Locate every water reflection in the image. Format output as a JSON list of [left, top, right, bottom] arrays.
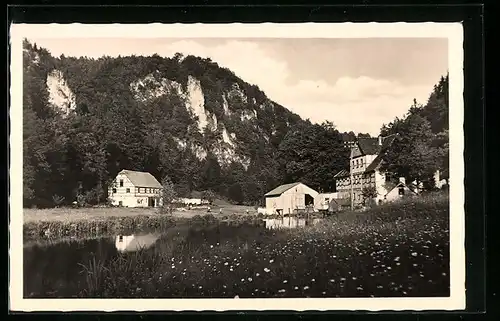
[[115, 233, 160, 253], [264, 217, 322, 230], [24, 220, 325, 298]]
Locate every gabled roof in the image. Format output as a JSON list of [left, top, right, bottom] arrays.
[[335, 134, 398, 177], [384, 181, 418, 196], [119, 169, 163, 188], [364, 134, 397, 172], [357, 137, 380, 155], [357, 134, 397, 157], [264, 182, 301, 197]]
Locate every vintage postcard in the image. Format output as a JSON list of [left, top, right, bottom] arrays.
[[9, 22, 465, 311]]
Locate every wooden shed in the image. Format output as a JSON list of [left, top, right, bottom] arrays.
[[264, 182, 319, 216]]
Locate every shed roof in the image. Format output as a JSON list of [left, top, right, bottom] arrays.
[[264, 182, 302, 197], [333, 169, 350, 178], [333, 198, 351, 206], [119, 169, 163, 188]]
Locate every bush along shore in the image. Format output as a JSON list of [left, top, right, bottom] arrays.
[[29, 192, 450, 298], [23, 212, 269, 241]]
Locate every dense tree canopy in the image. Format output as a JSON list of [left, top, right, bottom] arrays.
[[277, 121, 349, 193], [380, 75, 449, 188], [22, 38, 448, 207], [22, 39, 353, 208]]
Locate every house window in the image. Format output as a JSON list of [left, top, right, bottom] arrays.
[[398, 187, 405, 195], [119, 235, 123, 241], [119, 179, 124, 187], [126, 188, 130, 193], [112, 188, 117, 193], [385, 175, 390, 182], [119, 201, 123, 206]]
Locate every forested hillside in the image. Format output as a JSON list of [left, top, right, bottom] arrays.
[[22, 39, 351, 208], [380, 74, 449, 188], [22, 39, 449, 208]]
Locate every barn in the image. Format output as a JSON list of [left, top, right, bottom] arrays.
[[108, 169, 163, 208], [264, 182, 319, 215]]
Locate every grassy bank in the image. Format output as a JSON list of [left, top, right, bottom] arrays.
[[33, 192, 449, 298], [23, 202, 326, 241], [23, 204, 260, 240], [23, 212, 269, 241]]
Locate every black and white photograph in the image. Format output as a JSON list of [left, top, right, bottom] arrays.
[[9, 23, 465, 311]]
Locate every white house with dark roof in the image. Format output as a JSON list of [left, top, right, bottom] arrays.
[[108, 169, 163, 207], [264, 182, 319, 215]]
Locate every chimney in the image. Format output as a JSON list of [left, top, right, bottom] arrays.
[[378, 136, 382, 146], [399, 177, 406, 184], [434, 170, 441, 188]]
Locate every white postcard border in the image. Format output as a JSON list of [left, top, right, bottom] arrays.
[[9, 22, 465, 312]]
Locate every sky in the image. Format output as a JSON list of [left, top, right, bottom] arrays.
[[27, 37, 448, 136]]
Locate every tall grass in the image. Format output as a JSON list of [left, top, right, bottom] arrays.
[[24, 211, 266, 242], [71, 192, 450, 298]]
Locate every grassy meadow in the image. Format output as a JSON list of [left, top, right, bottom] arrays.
[[24, 192, 450, 298]]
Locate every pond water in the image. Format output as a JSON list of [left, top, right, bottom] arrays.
[[23, 217, 449, 298], [23, 218, 320, 298], [264, 217, 323, 230]]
